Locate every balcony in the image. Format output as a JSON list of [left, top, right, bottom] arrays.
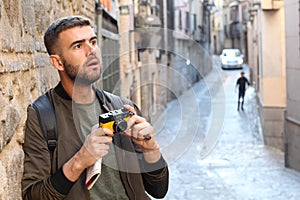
[[229, 22, 241, 38]]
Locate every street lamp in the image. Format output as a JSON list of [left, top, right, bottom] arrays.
[[203, 1, 216, 52], [135, 0, 161, 53]]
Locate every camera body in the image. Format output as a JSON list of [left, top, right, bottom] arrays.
[[99, 108, 131, 133]]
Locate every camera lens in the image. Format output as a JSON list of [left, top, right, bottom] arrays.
[[114, 120, 128, 133]]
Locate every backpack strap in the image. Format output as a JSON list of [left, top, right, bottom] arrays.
[[96, 89, 143, 117], [32, 89, 57, 164], [102, 91, 129, 109]]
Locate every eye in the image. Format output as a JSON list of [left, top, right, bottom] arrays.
[[90, 39, 97, 46], [74, 43, 82, 49]]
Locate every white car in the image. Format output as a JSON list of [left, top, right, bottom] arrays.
[[220, 49, 244, 69]]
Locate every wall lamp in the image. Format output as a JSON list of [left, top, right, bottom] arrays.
[[252, 2, 261, 8], [119, 5, 130, 15], [248, 8, 258, 13]]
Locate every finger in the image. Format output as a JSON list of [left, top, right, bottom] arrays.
[[123, 127, 152, 141], [102, 128, 114, 137], [88, 145, 110, 160], [93, 143, 110, 151], [88, 134, 113, 145], [138, 130, 152, 140], [127, 115, 146, 129], [137, 125, 154, 140], [92, 127, 114, 137], [130, 122, 148, 138], [131, 123, 153, 140], [91, 124, 99, 131], [123, 105, 136, 115]]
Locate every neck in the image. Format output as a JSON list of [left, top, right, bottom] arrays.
[[61, 78, 95, 104]]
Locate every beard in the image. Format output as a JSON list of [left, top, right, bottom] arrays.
[[62, 55, 101, 85]]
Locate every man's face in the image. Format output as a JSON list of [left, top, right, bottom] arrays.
[[57, 25, 101, 84]]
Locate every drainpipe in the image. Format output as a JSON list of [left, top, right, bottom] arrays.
[[284, 109, 289, 168], [95, 0, 103, 47]]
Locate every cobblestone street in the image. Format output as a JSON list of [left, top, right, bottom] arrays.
[[154, 62, 300, 200]]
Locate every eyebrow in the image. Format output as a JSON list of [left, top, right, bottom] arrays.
[[69, 36, 97, 48]]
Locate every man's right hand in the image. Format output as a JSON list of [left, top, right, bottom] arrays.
[[62, 128, 114, 182], [80, 127, 114, 167]]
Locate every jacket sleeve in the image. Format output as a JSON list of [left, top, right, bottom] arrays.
[[131, 102, 169, 198], [140, 156, 169, 198], [22, 106, 74, 200]]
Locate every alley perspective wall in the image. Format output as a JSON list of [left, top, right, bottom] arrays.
[[0, 0, 94, 199]]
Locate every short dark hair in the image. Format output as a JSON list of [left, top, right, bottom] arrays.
[[44, 16, 93, 55]]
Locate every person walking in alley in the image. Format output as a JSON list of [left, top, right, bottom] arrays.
[[22, 16, 168, 200], [236, 71, 250, 111]]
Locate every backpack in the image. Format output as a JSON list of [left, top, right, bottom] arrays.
[[32, 89, 57, 161]]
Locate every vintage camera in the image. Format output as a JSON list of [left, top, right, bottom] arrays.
[[99, 108, 131, 133]]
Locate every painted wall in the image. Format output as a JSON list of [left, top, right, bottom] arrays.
[[284, 0, 300, 171]]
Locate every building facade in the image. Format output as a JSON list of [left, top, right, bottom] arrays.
[[284, 0, 300, 172], [171, 0, 212, 96], [249, 0, 286, 151], [123, 0, 213, 123], [211, 0, 224, 55], [220, 0, 286, 151]]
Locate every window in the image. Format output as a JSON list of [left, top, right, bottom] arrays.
[[185, 11, 190, 32], [193, 14, 197, 32], [230, 5, 239, 22], [179, 10, 182, 30], [242, 5, 248, 23]]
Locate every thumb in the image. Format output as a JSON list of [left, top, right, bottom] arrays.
[[91, 124, 99, 132]]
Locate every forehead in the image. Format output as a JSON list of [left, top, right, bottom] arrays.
[[59, 26, 96, 44]]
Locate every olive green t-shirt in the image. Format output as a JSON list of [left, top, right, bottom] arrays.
[[74, 98, 129, 200]]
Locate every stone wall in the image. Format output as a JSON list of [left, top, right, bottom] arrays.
[[0, 0, 95, 199]]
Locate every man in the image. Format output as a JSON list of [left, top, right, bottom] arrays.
[[22, 16, 168, 200], [236, 71, 250, 111]]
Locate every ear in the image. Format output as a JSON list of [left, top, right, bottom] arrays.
[[49, 55, 64, 71]]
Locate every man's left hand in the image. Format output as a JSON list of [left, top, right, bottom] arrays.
[[123, 105, 161, 163]]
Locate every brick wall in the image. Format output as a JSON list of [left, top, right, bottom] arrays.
[[0, 0, 95, 199]]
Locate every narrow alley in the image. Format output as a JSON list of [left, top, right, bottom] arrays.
[[154, 59, 300, 200]]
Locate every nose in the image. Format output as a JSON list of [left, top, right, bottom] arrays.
[[86, 42, 97, 56]]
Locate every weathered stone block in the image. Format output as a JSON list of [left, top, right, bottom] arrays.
[[34, 52, 50, 68], [34, 1, 49, 35], [2, 0, 20, 28], [0, 161, 8, 200], [22, 0, 35, 37], [0, 1, 2, 19], [0, 54, 4, 73], [4, 149, 24, 200], [0, 54, 32, 72], [0, 23, 14, 52], [0, 106, 21, 152]]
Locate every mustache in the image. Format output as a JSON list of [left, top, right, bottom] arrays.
[[83, 55, 101, 67]]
